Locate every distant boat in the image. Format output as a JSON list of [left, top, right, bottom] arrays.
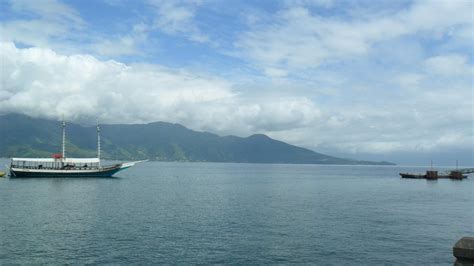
[[400, 161, 469, 180], [400, 172, 467, 179], [399, 173, 426, 179], [9, 119, 144, 178]]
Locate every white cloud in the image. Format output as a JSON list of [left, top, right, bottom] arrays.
[[0, 20, 65, 47], [264, 68, 288, 78], [0, 0, 84, 48], [424, 54, 472, 76], [10, 0, 84, 26], [148, 0, 209, 43], [282, 0, 334, 8], [396, 73, 424, 90], [235, 0, 473, 75], [92, 24, 149, 57], [0, 1, 153, 58], [0, 42, 229, 122], [0, 42, 321, 136]]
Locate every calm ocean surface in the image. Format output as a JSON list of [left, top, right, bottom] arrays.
[[0, 159, 472, 264]]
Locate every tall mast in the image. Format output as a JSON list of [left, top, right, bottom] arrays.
[[62, 118, 66, 159], [97, 118, 101, 167]]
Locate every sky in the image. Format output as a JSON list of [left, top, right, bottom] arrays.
[[0, 0, 473, 165]]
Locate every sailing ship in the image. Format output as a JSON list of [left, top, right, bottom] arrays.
[[9, 119, 142, 178]]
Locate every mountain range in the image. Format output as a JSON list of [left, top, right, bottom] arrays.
[[0, 113, 394, 165]]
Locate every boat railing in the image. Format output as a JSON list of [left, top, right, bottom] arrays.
[[11, 164, 101, 170]]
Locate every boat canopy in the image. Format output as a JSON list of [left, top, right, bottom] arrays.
[[11, 158, 100, 163]]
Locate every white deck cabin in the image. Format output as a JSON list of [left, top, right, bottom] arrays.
[[11, 158, 101, 170]]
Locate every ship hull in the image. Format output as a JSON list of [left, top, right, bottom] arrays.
[[400, 172, 468, 179], [400, 173, 426, 179], [9, 164, 130, 178]]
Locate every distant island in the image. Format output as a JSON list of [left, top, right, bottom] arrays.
[[0, 113, 394, 165]]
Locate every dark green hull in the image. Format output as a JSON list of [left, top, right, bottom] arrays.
[[10, 165, 129, 178]]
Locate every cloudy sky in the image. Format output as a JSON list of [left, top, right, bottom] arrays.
[[0, 0, 473, 165]]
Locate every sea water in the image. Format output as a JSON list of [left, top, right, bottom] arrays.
[[0, 159, 472, 264]]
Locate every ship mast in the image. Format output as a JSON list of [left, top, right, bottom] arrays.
[[62, 118, 66, 159], [97, 118, 101, 168]]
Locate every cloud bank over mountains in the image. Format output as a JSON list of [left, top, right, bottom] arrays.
[[1, 42, 320, 138], [0, 0, 472, 164]]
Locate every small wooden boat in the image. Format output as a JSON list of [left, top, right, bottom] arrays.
[[0, 171, 5, 177], [400, 170, 468, 180], [399, 173, 425, 179]]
